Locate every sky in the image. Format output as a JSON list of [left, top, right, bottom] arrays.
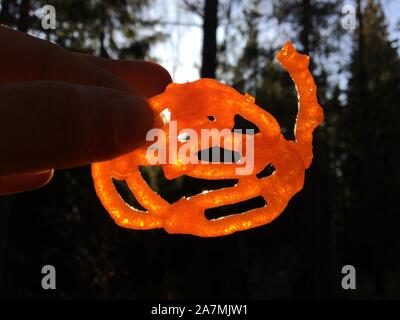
[[148, 0, 400, 84], [148, 0, 203, 83]]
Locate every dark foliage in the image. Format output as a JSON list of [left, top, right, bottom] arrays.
[[0, 0, 399, 299]]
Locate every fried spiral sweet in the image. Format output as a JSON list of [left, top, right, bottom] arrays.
[[92, 42, 323, 237]]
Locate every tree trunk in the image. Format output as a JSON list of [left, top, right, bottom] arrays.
[[301, 0, 310, 55], [356, 0, 366, 108], [356, 0, 385, 298], [298, 0, 334, 298], [200, 0, 218, 78], [0, 0, 12, 25], [17, 0, 30, 33], [99, 4, 109, 58]]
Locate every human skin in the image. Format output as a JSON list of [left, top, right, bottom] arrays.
[[0, 25, 171, 195]]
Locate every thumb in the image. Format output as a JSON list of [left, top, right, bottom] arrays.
[[0, 170, 53, 195], [0, 81, 154, 175]]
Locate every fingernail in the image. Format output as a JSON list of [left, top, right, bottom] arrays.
[[114, 97, 154, 149]]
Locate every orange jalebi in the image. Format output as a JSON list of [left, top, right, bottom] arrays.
[[92, 42, 323, 237]]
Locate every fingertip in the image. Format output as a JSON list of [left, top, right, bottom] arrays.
[[77, 91, 155, 164], [75, 53, 172, 97], [106, 59, 173, 97], [113, 96, 154, 153], [0, 82, 156, 173], [0, 170, 54, 195], [140, 60, 173, 95]]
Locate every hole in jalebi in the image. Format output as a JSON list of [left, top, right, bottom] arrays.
[[177, 132, 191, 142], [231, 114, 260, 135], [256, 163, 276, 179], [197, 147, 241, 163], [207, 115, 216, 121], [205, 196, 267, 220], [139, 166, 238, 204], [112, 179, 147, 212]]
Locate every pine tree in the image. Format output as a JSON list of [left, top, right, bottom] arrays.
[[271, 0, 348, 298], [340, 0, 400, 298], [0, 0, 162, 59], [48, 0, 162, 59], [201, 0, 219, 78], [232, 0, 261, 94]]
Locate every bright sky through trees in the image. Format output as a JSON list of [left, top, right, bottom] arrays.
[[149, 0, 400, 83]]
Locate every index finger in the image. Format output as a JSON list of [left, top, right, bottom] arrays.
[[76, 54, 172, 98], [0, 26, 134, 94]]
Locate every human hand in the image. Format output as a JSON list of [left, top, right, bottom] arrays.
[[0, 25, 171, 195]]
